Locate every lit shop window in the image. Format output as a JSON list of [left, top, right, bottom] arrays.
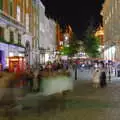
[[17, 6, 21, 22], [6, 57, 9, 67], [26, 14, 29, 32], [9, 52, 14, 57], [59, 41, 63, 46]]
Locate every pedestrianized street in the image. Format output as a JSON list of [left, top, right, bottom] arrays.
[[1, 0, 120, 120], [9, 79, 120, 120]]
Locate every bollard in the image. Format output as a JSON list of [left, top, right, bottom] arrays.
[[75, 65, 77, 80], [108, 70, 111, 81]]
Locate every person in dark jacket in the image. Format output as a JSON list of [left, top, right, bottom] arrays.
[[99, 63, 107, 88]]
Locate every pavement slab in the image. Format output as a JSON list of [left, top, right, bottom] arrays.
[[1, 80, 120, 120]]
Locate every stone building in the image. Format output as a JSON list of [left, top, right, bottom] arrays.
[[0, 0, 33, 69], [102, 0, 120, 61]]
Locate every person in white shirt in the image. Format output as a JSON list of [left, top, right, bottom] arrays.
[[92, 68, 101, 88]]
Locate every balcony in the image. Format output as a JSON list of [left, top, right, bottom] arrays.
[[0, 10, 25, 32]]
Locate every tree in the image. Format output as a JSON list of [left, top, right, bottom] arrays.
[[83, 17, 100, 58], [84, 34, 100, 58], [60, 33, 80, 57]]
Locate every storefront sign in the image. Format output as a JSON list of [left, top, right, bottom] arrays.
[[8, 45, 18, 56], [9, 45, 17, 51], [18, 47, 25, 53], [0, 42, 8, 50]]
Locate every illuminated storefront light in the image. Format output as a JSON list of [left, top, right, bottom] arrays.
[[104, 46, 116, 60], [9, 52, 14, 57], [19, 53, 24, 57], [45, 53, 49, 63], [6, 57, 9, 67]]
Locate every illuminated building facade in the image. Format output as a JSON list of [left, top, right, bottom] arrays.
[[95, 25, 104, 58], [64, 25, 73, 47], [56, 24, 64, 52], [102, 0, 120, 61], [31, 0, 41, 66], [0, 0, 32, 69]]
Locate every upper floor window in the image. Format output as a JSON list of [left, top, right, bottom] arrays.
[[10, 31, 14, 43], [115, 0, 118, 9], [26, 0, 29, 8], [0, 0, 3, 10], [0, 27, 4, 37], [17, 6, 21, 22], [112, 7, 114, 14], [0, 27, 4, 41], [18, 33, 21, 45], [26, 14, 29, 32], [9, 0, 13, 16]]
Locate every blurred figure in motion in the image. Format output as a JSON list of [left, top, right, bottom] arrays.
[[92, 68, 101, 88], [100, 62, 107, 88], [0, 71, 17, 119], [33, 69, 40, 92]]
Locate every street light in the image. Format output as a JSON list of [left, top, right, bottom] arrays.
[[65, 36, 68, 40]]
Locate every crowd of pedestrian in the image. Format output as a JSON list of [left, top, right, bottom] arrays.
[[21, 59, 73, 93]]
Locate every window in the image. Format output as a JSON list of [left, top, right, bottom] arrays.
[[0, 27, 4, 41], [0, 27, 4, 37], [17, 6, 21, 22], [9, 0, 13, 16], [26, 0, 29, 8], [10, 31, 14, 43], [26, 14, 29, 32], [115, 0, 117, 9], [0, 0, 3, 10], [18, 33, 21, 45]]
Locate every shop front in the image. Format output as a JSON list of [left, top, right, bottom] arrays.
[[0, 42, 8, 69], [0, 42, 25, 70], [104, 46, 116, 61]]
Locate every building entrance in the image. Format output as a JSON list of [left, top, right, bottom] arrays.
[[0, 50, 5, 70]]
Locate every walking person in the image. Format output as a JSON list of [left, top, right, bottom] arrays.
[[33, 69, 39, 92], [92, 68, 101, 88], [100, 63, 107, 88]]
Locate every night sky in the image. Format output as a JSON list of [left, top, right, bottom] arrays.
[[41, 0, 105, 39]]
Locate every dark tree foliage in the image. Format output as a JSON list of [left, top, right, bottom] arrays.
[[61, 33, 80, 57], [83, 17, 100, 58]]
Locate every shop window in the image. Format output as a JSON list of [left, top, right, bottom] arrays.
[[18, 33, 21, 45], [0, 27, 4, 41], [10, 31, 14, 43]]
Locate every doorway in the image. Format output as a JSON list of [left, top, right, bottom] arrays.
[[0, 50, 5, 70]]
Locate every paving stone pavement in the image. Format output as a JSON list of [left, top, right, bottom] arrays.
[[2, 80, 120, 120]]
